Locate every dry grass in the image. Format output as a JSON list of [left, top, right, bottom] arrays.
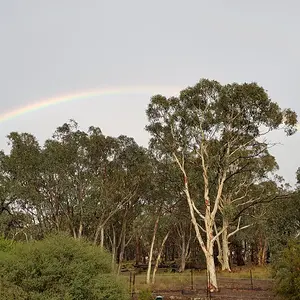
[[218, 265, 272, 279], [122, 266, 272, 292], [126, 272, 205, 291]]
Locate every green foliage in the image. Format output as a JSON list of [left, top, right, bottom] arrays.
[[0, 233, 129, 300], [0, 235, 13, 252], [92, 274, 129, 300], [138, 288, 153, 300], [0, 80, 298, 296], [273, 239, 300, 299], [265, 192, 300, 253], [146, 79, 296, 275], [0, 120, 150, 242], [0, 280, 28, 300]]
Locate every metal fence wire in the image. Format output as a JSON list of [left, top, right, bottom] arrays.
[[126, 270, 275, 300]]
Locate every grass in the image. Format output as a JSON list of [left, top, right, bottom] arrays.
[[218, 265, 272, 279], [122, 266, 272, 292], [125, 272, 202, 291]]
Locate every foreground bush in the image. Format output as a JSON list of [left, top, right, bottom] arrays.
[[273, 239, 300, 300], [0, 233, 129, 300]]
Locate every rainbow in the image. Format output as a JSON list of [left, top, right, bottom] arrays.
[[0, 85, 179, 123], [1, 86, 299, 131]]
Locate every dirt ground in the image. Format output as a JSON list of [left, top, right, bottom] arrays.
[[141, 278, 278, 300]]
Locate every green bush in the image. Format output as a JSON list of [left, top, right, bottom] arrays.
[[0, 235, 14, 252], [273, 239, 300, 300], [0, 233, 129, 300], [0, 280, 28, 300], [138, 288, 153, 300]]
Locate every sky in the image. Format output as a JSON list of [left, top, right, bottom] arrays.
[[0, 1, 300, 185]]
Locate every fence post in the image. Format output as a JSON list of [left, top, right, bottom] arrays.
[[191, 268, 194, 290], [250, 269, 253, 290], [132, 271, 136, 298], [129, 272, 132, 294]]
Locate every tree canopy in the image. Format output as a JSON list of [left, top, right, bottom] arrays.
[[0, 79, 299, 297]]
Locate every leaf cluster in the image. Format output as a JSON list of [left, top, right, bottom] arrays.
[[0, 233, 129, 300]]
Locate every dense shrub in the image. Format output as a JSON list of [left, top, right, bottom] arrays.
[[0, 233, 129, 300], [0, 279, 28, 300], [138, 289, 153, 300], [273, 239, 300, 299], [0, 235, 14, 252]]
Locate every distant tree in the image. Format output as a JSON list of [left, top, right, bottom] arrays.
[[0, 120, 149, 246]]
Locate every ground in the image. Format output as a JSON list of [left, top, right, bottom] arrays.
[[151, 278, 277, 299], [123, 266, 279, 300]]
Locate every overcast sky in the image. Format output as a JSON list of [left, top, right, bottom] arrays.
[[1, 1, 300, 185]]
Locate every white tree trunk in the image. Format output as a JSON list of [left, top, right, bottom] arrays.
[[146, 215, 160, 285], [219, 216, 251, 270], [111, 227, 117, 271], [173, 151, 224, 292], [216, 220, 231, 272], [206, 247, 218, 292], [205, 215, 219, 292], [93, 224, 102, 245], [221, 226, 231, 271], [185, 186, 219, 291], [178, 229, 191, 273], [216, 234, 224, 270], [72, 228, 77, 239], [78, 222, 83, 239], [100, 226, 104, 248], [179, 236, 187, 273], [117, 230, 126, 274], [152, 231, 170, 284]]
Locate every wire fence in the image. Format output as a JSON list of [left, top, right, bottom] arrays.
[[125, 269, 275, 300]]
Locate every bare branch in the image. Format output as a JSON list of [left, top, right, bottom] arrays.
[[211, 224, 228, 244], [228, 218, 252, 239]]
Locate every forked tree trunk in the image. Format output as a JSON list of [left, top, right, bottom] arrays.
[[178, 226, 192, 273], [152, 231, 170, 284], [146, 215, 160, 285], [217, 216, 250, 271], [184, 189, 219, 291], [185, 191, 219, 291], [173, 151, 224, 292]]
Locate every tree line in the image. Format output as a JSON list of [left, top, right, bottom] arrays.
[[1, 79, 300, 292]]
